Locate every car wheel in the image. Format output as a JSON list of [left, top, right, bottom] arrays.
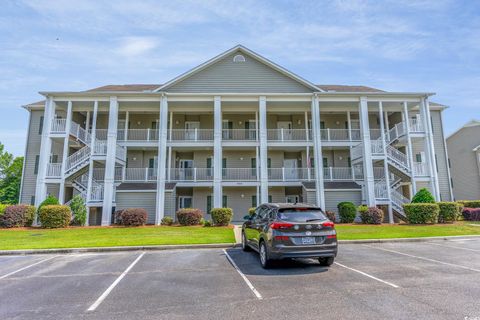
[[318, 257, 334, 266], [259, 241, 272, 269], [242, 232, 251, 252]]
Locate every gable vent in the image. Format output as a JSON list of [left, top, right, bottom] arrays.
[[233, 54, 246, 62]]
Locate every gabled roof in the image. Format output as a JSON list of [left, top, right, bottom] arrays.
[[316, 85, 384, 93], [446, 119, 480, 140], [154, 45, 322, 92], [86, 84, 160, 92]]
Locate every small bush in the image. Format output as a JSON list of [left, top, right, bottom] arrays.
[[210, 208, 233, 226], [403, 203, 439, 224], [69, 195, 87, 226], [176, 208, 203, 226], [360, 206, 384, 224], [248, 207, 256, 216], [462, 208, 480, 221], [437, 202, 459, 223], [357, 205, 368, 215], [411, 188, 435, 203], [203, 220, 212, 227], [458, 200, 480, 208], [38, 205, 72, 228], [114, 209, 125, 225], [0, 203, 9, 216], [325, 210, 336, 222], [38, 195, 59, 213], [161, 216, 174, 226], [0, 205, 36, 228], [338, 202, 356, 223], [121, 208, 147, 226]]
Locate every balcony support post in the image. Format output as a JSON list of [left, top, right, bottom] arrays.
[[86, 101, 98, 215], [379, 102, 393, 223], [403, 101, 416, 195], [311, 95, 325, 209], [213, 96, 223, 207], [384, 110, 390, 141], [102, 96, 118, 226], [304, 111, 309, 141], [59, 100, 73, 204], [347, 111, 352, 141], [359, 96, 376, 206], [155, 95, 169, 224], [421, 97, 441, 200], [167, 146, 172, 181], [259, 96, 269, 203]]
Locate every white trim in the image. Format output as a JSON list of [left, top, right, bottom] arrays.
[[155, 45, 321, 92]]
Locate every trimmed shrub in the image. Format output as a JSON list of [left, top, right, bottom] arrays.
[[210, 207, 233, 226], [337, 202, 356, 223], [403, 203, 439, 224], [437, 202, 459, 223], [0, 203, 9, 216], [161, 216, 174, 226], [325, 210, 336, 222], [69, 195, 87, 226], [114, 209, 125, 225], [360, 206, 384, 224], [120, 208, 147, 226], [462, 208, 480, 221], [203, 220, 212, 227], [411, 188, 435, 203], [38, 195, 59, 213], [0, 205, 36, 228], [176, 208, 203, 226], [38, 205, 72, 228], [248, 207, 256, 216], [458, 200, 480, 208]]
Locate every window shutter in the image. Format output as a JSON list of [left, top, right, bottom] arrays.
[[222, 195, 227, 208], [149, 158, 155, 169], [34, 155, 39, 174], [207, 158, 212, 168], [207, 195, 212, 214], [268, 195, 272, 203], [323, 157, 328, 167], [222, 158, 227, 169], [267, 158, 271, 169], [39, 116, 44, 134], [347, 157, 351, 168], [251, 195, 257, 207]]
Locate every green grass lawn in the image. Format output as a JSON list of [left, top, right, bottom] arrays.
[[0, 226, 235, 250], [336, 221, 480, 240]]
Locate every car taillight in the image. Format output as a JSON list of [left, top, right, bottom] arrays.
[[274, 236, 290, 241], [270, 222, 294, 229], [327, 234, 336, 239], [322, 221, 335, 228]]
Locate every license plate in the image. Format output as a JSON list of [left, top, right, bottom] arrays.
[[302, 237, 315, 245]]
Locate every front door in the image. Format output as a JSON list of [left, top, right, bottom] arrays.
[[178, 196, 192, 209], [284, 159, 298, 180], [222, 120, 233, 139], [185, 122, 200, 140], [179, 159, 193, 180], [277, 121, 292, 140], [247, 120, 257, 140]]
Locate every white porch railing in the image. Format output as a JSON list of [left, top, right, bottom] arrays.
[[374, 180, 389, 199], [267, 129, 311, 141], [386, 144, 409, 170], [168, 129, 214, 141], [222, 129, 257, 141], [123, 168, 158, 181], [223, 168, 258, 181], [116, 144, 126, 161], [51, 119, 67, 133], [46, 163, 62, 177], [169, 168, 214, 182], [65, 145, 90, 172], [117, 129, 159, 141], [413, 162, 429, 176], [70, 121, 91, 145], [323, 167, 358, 181], [268, 168, 314, 181], [351, 143, 363, 160], [94, 141, 107, 155], [409, 119, 424, 132], [92, 129, 108, 140]]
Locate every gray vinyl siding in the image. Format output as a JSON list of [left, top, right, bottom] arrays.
[[324, 190, 362, 214], [446, 124, 480, 200], [116, 192, 157, 224], [223, 187, 257, 222], [46, 184, 59, 199], [166, 50, 313, 93], [431, 110, 452, 201], [20, 110, 43, 204], [164, 190, 176, 219]]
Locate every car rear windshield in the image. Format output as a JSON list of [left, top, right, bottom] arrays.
[[277, 208, 326, 222]]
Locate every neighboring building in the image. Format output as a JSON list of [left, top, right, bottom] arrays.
[[446, 120, 480, 200], [19, 45, 452, 225]]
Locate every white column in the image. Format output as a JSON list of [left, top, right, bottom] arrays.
[[124, 111, 129, 141], [347, 111, 352, 140], [155, 95, 169, 224], [384, 111, 390, 141], [59, 100, 73, 203], [359, 97, 375, 206], [169, 111, 173, 141], [403, 101, 416, 195], [102, 97, 118, 225], [423, 97, 441, 200], [167, 146, 172, 181], [259, 96, 269, 203], [35, 97, 55, 208], [304, 111, 309, 141], [379, 102, 393, 223], [213, 96, 223, 207], [311, 95, 325, 209], [86, 101, 98, 225], [85, 111, 90, 133]]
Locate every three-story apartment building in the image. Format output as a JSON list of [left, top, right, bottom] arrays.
[[19, 45, 452, 225]]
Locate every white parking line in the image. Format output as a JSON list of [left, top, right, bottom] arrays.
[[223, 249, 263, 300], [429, 242, 480, 253], [364, 245, 480, 273], [87, 252, 145, 312], [0, 255, 59, 280], [334, 262, 399, 288]]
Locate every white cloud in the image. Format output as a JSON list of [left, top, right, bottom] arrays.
[[117, 37, 159, 57]]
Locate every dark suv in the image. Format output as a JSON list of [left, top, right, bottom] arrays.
[[242, 203, 337, 268]]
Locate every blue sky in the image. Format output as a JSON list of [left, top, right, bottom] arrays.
[[1, 0, 479, 156]]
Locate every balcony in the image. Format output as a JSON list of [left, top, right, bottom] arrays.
[[222, 129, 257, 141], [46, 163, 62, 178], [51, 119, 67, 134], [117, 129, 159, 142], [169, 168, 213, 182], [267, 129, 311, 142], [169, 129, 214, 142], [413, 162, 429, 176], [320, 129, 361, 142]]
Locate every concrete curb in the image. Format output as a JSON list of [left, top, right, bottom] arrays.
[[1, 235, 479, 256]]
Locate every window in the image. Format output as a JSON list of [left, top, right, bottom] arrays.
[[320, 121, 325, 130], [39, 116, 44, 134], [233, 54, 246, 62], [149, 158, 155, 169], [178, 196, 192, 209], [207, 195, 212, 214], [50, 154, 58, 163], [34, 155, 39, 174], [222, 195, 227, 208], [251, 195, 257, 207], [416, 153, 422, 163], [323, 157, 328, 167], [151, 121, 158, 129]]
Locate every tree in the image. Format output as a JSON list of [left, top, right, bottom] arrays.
[[69, 194, 87, 226], [0, 143, 23, 204], [411, 188, 435, 203]]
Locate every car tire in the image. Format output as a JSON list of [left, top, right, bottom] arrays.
[[318, 257, 334, 267], [259, 241, 272, 269], [242, 232, 251, 252]]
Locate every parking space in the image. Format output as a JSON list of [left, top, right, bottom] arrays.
[[0, 239, 479, 319]]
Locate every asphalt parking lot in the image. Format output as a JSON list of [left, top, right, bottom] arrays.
[[1, 238, 480, 320]]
